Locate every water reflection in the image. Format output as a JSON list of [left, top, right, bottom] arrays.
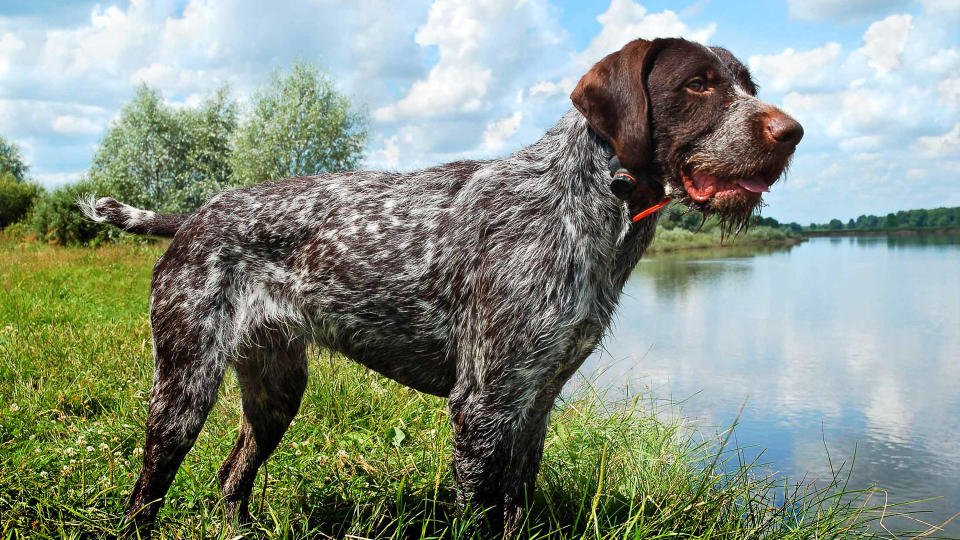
[[580, 232, 960, 536], [639, 244, 796, 297]]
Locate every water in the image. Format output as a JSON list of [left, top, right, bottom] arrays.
[[579, 232, 960, 536]]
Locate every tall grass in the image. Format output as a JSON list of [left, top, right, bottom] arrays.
[[0, 237, 911, 538]]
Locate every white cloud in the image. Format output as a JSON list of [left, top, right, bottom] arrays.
[[374, 0, 565, 122], [130, 63, 208, 94], [0, 32, 25, 75], [858, 14, 913, 74], [938, 77, 960, 108], [52, 115, 103, 135], [482, 111, 522, 151], [748, 42, 843, 93], [0, 99, 109, 138], [576, 0, 716, 69], [375, 64, 492, 121], [372, 134, 401, 168], [915, 122, 960, 157], [528, 78, 573, 100]]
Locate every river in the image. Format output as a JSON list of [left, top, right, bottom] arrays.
[[579, 232, 960, 536]]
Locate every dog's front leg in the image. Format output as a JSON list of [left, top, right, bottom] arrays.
[[448, 364, 562, 537]]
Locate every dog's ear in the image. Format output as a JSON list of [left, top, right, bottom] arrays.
[[571, 38, 663, 172]]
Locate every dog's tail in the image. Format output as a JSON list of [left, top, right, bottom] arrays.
[[77, 196, 190, 238]]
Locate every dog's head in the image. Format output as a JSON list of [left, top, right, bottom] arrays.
[[571, 38, 802, 229]]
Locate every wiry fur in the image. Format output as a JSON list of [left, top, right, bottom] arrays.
[[82, 37, 801, 538]]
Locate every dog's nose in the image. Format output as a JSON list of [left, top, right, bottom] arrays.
[[765, 111, 803, 148]]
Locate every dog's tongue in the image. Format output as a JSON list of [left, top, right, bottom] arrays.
[[737, 176, 770, 193]]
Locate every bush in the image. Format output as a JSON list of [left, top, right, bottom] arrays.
[[0, 172, 42, 228], [29, 181, 111, 245]]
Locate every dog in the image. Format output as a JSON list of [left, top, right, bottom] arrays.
[[80, 37, 801, 537]]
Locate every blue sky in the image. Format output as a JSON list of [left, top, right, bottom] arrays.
[[1, 0, 958, 223]]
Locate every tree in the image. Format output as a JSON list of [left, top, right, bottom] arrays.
[[828, 218, 843, 230], [846, 218, 855, 229], [0, 136, 29, 182], [30, 179, 106, 245], [231, 61, 368, 186], [0, 172, 41, 227], [88, 85, 237, 213], [755, 216, 779, 228]]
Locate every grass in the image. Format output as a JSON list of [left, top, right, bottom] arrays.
[[0, 236, 911, 539], [648, 226, 804, 254]]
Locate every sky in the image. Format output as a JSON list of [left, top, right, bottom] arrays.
[[0, 0, 958, 223]]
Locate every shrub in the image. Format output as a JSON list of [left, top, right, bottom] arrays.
[[0, 172, 42, 228], [29, 180, 111, 245]]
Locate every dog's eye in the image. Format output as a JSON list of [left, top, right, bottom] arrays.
[[685, 78, 707, 92]]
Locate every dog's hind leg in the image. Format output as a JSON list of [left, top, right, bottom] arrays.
[[217, 335, 308, 526], [123, 324, 226, 536]]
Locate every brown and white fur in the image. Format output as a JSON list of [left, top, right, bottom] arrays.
[[79, 37, 802, 537]]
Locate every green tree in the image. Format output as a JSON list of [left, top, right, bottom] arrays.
[[231, 61, 368, 185], [755, 216, 780, 228], [0, 136, 29, 183], [30, 180, 106, 245], [828, 218, 843, 230], [0, 172, 41, 227], [88, 85, 237, 213], [846, 218, 855, 229], [681, 210, 703, 231], [908, 209, 927, 228]]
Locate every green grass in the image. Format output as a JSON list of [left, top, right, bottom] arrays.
[[0, 236, 907, 539], [649, 226, 804, 253]]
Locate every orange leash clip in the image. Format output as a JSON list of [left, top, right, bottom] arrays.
[[632, 197, 672, 222]]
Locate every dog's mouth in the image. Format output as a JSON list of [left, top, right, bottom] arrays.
[[680, 169, 772, 203], [664, 164, 787, 234]]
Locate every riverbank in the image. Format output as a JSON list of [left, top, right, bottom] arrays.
[[648, 225, 805, 254], [0, 239, 897, 538], [804, 227, 960, 237]]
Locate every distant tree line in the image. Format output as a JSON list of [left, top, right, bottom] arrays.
[[0, 61, 367, 245], [806, 207, 960, 231]]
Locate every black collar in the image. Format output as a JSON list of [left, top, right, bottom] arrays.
[[594, 134, 671, 222]]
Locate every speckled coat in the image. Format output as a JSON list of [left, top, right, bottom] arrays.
[[79, 36, 802, 537]]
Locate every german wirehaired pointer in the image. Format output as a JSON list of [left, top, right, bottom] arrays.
[[80, 37, 802, 536]]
